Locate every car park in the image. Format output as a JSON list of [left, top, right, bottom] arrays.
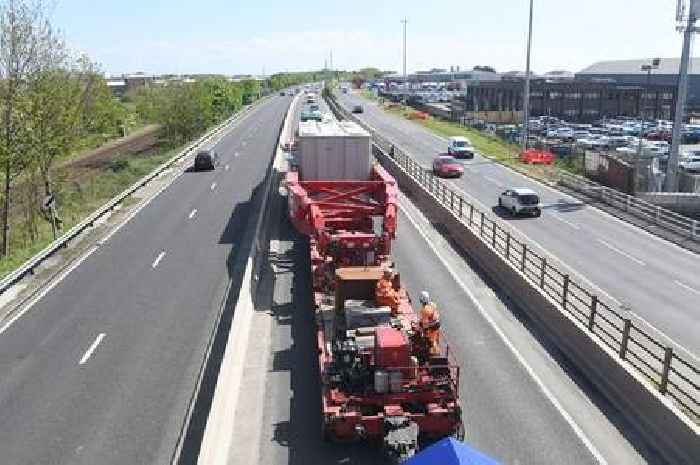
[[498, 188, 541, 217], [193, 149, 219, 171], [679, 151, 700, 172], [432, 155, 464, 178], [447, 136, 475, 159]]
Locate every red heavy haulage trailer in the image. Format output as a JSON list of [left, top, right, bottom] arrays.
[[286, 150, 463, 460]]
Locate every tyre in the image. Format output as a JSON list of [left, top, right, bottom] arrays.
[[498, 198, 502, 208], [511, 207, 517, 216], [534, 208, 541, 217], [452, 420, 466, 441]]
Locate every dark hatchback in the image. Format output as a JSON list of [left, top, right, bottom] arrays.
[[194, 149, 219, 171]]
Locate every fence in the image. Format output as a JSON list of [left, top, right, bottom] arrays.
[[326, 92, 699, 424], [558, 171, 699, 241], [0, 96, 271, 298]]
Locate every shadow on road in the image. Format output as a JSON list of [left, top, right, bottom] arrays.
[[174, 171, 267, 465], [542, 199, 587, 213], [265, 226, 388, 465]]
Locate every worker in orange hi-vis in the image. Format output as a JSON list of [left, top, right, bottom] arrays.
[[376, 269, 399, 315], [419, 291, 441, 355]]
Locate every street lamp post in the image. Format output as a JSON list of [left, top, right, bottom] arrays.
[[637, 60, 660, 155], [522, 0, 534, 152], [636, 59, 660, 192], [401, 18, 408, 94]]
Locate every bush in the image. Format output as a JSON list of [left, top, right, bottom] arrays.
[[108, 159, 130, 172]]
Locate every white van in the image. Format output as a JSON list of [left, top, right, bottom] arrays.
[[447, 136, 475, 159]]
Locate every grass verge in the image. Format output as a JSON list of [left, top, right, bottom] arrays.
[[364, 97, 581, 183], [0, 145, 180, 279]]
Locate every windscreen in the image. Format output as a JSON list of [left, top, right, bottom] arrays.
[[518, 194, 539, 205]]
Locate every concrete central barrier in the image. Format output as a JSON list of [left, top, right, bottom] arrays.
[[372, 145, 700, 465]]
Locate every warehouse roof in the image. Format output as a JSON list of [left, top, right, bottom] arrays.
[[578, 58, 700, 75]]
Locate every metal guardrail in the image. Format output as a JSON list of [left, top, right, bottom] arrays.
[[0, 98, 268, 297], [558, 171, 699, 241], [325, 92, 699, 424]]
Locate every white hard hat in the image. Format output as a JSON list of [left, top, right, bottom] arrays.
[[419, 291, 430, 304]]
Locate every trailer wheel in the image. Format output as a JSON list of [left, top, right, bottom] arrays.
[[452, 420, 466, 441]]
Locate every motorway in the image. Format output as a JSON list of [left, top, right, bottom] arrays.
[[337, 92, 700, 357], [0, 95, 292, 465], [232, 94, 659, 465]]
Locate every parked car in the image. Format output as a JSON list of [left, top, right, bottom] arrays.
[[193, 149, 219, 171], [432, 155, 464, 178], [352, 104, 364, 113], [549, 144, 573, 157], [679, 151, 700, 172], [279, 91, 285, 96], [498, 188, 541, 217], [447, 136, 475, 159]]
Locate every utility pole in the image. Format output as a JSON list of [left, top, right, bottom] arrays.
[[668, 0, 699, 191], [636, 59, 660, 193], [522, 0, 534, 152], [401, 18, 408, 89]]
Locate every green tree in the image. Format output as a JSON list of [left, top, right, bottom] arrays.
[[0, 0, 65, 255]]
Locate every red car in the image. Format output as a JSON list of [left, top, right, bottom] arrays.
[[432, 155, 464, 178]]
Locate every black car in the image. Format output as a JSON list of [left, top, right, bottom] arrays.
[[352, 105, 364, 113], [194, 149, 219, 171]]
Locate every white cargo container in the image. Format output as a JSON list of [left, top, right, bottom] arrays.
[[298, 121, 371, 181]]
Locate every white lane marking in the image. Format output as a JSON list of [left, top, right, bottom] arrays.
[[0, 102, 272, 337], [360, 114, 626, 306], [367, 98, 700, 260], [675, 280, 700, 296], [398, 200, 609, 465], [446, 184, 622, 305], [189, 209, 198, 219], [210, 182, 217, 191], [225, 164, 230, 171], [152, 251, 166, 269], [596, 239, 646, 266], [79, 333, 106, 365], [548, 212, 581, 230], [234, 152, 240, 158]]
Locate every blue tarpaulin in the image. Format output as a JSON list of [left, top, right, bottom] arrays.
[[403, 438, 501, 465]]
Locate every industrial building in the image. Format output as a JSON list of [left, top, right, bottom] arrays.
[[451, 78, 677, 123], [576, 58, 700, 111]]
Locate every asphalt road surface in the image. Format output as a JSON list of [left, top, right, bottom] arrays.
[[337, 92, 700, 358], [0, 95, 292, 465], [239, 97, 658, 465]]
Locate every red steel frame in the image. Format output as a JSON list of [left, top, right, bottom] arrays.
[[286, 164, 462, 444]]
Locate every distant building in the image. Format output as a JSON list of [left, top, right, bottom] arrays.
[[124, 73, 155, 92], [454, 78, 676, 123], [543, 70, 575, 81], [106, 79, 127, 98], [383, 68, 501, 92], [576, 58, 700, 111]]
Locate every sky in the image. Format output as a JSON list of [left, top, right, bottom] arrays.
[[50, 0, 693, 76]]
